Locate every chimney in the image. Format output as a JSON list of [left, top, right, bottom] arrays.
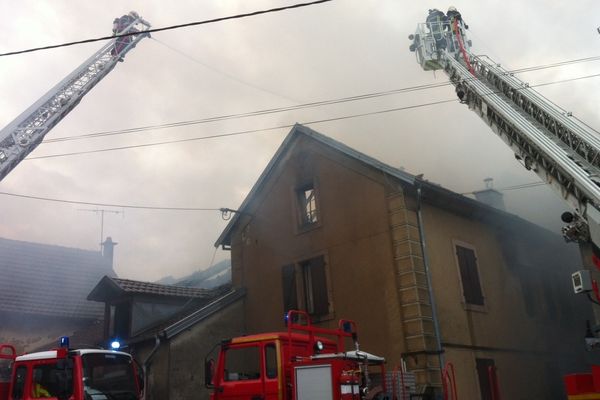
[[473, 178, 506, 211], [101, 237, 118, 267]]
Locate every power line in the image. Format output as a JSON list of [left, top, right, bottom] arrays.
[[151, 37, 301, 104], [461, 181, 547, 195], [29, 99, 457, 160], [510, 55, 600, 74], [30, 72, 600, 160], [42, 82, 448, 144], [0, 0, 333, 57], [0, 190, 222, 211], [41, 59, 600, 145]]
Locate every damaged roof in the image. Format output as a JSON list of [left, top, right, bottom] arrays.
[[0, 237, 115, 319], [215, 123, 535, 248]]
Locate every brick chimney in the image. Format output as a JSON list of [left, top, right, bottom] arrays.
[[473, 178, 506, 211], [101, 237, 118, 267]]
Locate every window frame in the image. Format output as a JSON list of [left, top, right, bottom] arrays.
[[222, 344, 262, 382], [281, 254, 334, 322], [452, 240, 487, 312], [293, 180, 322, 233]]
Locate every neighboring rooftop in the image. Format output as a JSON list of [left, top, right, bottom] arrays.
[[88, 275, 217, 303], [0, 237, 115, 319]]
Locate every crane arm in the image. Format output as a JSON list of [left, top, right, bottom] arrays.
[[409, 17, 600, 263], [0, 13, 151, 182]]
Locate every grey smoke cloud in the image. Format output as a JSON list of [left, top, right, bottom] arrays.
[[0, 0, 598, 280]]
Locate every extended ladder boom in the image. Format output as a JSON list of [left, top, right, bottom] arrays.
[[0, 12, 151, 181], [409, 17, 600, 254]]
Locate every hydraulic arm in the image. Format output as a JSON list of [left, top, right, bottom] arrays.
[[409, 17, 600, 263], [0, 12, 151, 181]]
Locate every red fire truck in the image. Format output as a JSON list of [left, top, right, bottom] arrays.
[[0, 339, 143, 400], [205, 310, 391, 400]]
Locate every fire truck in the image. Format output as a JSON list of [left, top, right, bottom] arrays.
[[410, 8, 600, 399], [0, 339, 143, 400], [0, 11, 151, 182], [204, 310, 402, 400]]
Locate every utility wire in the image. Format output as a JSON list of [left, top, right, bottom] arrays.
[[0, 173, 550, 210], [29, 99, 457, 160], [0, 190, 222, 211], [42, 82, 448, 144], [41, 59, 600, 145], [30, 72, 600, 159], [0, 0, 333, 57], [151, 37, 301, 104], [461, 181, 547, 195]]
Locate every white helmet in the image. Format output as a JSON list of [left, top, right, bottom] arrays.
[[448, 6, 457, 12]]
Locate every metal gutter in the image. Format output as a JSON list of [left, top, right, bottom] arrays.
[[162, 288, 246, 340]]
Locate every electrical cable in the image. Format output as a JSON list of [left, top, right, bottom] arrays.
[[30, 72, 600, 159], [0, 0, 333, 57], [461, 181, 547, 195], [151, 37, 301, 104], [40, 62, 600, 145], [28, 99, 457, 160], [0, 190, 222, 211], [42, 81, 449, 144]]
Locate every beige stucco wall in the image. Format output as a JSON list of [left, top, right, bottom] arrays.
[[227, 134, 591, 399], [230, 136, 405, 366], [421, 202, 590, 399]]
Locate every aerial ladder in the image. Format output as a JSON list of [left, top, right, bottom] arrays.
[[0, 12, 151, 182], [410, 12, 600, 279], [410, 9, 600, 399]]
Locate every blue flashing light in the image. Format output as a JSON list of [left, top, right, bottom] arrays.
[[59, 336, 70, 348], [284, 313, 289, 326], [110, 340, 121, 350], [342, 321, 352, 333]]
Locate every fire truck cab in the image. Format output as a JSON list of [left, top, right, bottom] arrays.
[[0, 341, 143, 400], [205, 310, 388, 400]]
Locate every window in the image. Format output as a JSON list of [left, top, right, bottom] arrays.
[[296, 184, 319, 227], [455, 244, 484, 306], [109, 302, 131, 339], [302, 257, 329, 316], [32, 363, 73, 399], [82, 353, 137, 399], [475, 358, 496, 400], [281, 256, 331, 318], [265, 344, 278, 379], [224, 346, 261, 381], [11, 366, 26, 400]]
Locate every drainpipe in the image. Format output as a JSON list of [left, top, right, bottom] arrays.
[[416, 185, 445, 370], [142, 335, 162, 398]]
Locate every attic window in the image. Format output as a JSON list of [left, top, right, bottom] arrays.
[[296, 183, 319, 227]]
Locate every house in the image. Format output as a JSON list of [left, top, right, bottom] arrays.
[[215, 123, 595, 400], [87, 276, 245, 400], [0, 237, 117, 353]]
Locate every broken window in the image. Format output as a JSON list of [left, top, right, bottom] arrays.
[[296, 184, 319, 227], [455, 245, 484, 306]]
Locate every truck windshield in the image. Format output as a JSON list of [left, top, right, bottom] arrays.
[[82, 353, 138, 400]]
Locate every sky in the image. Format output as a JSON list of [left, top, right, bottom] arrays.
[[0, 0, 599, 282]]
